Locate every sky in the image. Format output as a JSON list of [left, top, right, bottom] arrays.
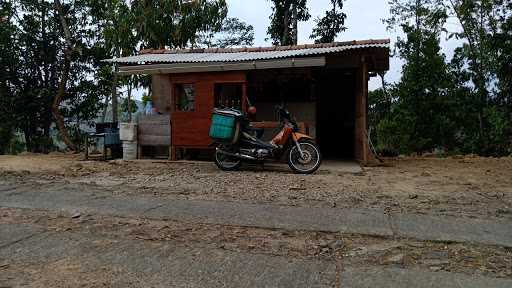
[[225, 0, 463, 90], [130, 0, 463, 99], [226, 0, 395, 90]]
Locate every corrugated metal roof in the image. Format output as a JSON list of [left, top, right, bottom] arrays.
[[105, 41, 389, 64]]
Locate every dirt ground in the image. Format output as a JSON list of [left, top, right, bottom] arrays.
[[1, 153, 511, 220], [2, 153, 512, 285]]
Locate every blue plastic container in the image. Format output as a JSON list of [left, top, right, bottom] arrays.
[[210, 113, 237, 141]]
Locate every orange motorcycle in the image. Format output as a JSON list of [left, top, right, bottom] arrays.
[[209, 106, 322, 174]]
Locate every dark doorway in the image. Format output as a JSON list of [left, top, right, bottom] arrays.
[[214, 83, 244, 109], [315, 69, 356, 159]]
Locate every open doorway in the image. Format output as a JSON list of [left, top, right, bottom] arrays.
[[246, 69, 316, 140], [315, 69, 356, 159]]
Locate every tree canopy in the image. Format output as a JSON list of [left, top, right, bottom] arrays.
[[371, 0, 511, 156], [267, 0, 310, 45], [310, 0, 347, 43], [0, 0, 254, 154]]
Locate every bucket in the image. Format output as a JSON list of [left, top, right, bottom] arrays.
[[123, 141, 137, 160], [120, 123, 137, 142]]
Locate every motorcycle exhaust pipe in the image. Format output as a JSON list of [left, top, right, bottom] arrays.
[[216, 149, 257, 160]]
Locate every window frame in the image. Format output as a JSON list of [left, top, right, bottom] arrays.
[[213, 81, 246, 110], [173, 83, 196, 112]]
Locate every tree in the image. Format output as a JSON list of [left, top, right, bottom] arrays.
[[89, 0, 138, 124], [446, 0, 511, 154], [121, 96, 138, 114], [198, 17, 254, 48], [130, 0, 228, 49], [371, 0, 511, 156], [9, 0, 61, 153], [0, 1, 19, 153], [494, 4, 512, 149], [1, 0, 110, 153], [267, 0, 310, 46], [310, 0, 347, 43], [382, 0, 457, 153], [53, 0, 78, 151], [1, 0, 257, 154]]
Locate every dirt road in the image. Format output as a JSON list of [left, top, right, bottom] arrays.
[[1, 153, 511, 219], [1, 154, 512, 287]]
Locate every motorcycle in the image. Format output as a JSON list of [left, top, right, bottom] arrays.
[[209, 106, 322, 174]]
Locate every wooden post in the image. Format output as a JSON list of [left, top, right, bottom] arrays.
[[127, 80, 132, 123], [355, 56, 370, 164], [242, 81, 248, 110], [169, 75, 175, 161], [112, 64, 119, 123]]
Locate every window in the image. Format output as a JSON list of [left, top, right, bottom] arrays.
[[214, 83, 243, 109], [175, 84, 195, 111]]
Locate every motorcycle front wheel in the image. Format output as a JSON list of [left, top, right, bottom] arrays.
[[287, 140, 322, 174], [214, 145, 242, 171]]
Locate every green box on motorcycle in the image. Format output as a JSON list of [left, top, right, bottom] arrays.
[[209, 109, 241, 142]]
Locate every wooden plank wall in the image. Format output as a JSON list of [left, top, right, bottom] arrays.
[[152, 74, 172, 114], [138, 114, 171, 146], [170, 71, 247, 149]]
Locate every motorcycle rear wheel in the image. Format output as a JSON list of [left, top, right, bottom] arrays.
[[214, 146, 242, 171], [287, 140, 322, 174]]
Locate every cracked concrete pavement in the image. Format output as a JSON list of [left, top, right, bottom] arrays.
[[1, 186, 511, 248], [2, 223, 512, 288], [1, 176, 512, 287]]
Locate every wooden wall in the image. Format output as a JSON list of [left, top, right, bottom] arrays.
[[149, 64, 372, 164], [169, 71, 247, 151], [152, 74, 172, 114], [138, 115, 171, 146]]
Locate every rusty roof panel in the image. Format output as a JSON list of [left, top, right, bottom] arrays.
[[104, 40, 390, 64]]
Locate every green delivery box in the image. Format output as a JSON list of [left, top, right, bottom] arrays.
[[209, 111, 237, 141]]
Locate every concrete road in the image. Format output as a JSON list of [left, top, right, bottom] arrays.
[[1, 187, 511, 247], [2, 223, 512, 288], [1, 182, 512, 287]]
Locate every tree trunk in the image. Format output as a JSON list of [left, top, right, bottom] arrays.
[[291, 3, 298, 45], [448, 0, 488, 147], [379, 72, 391, 115], [52, 51, 76, 151], [53, 0, 76, 151], [282, 5, 290, 45]]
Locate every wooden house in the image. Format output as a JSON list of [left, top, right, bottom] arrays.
[[106, 39, 390, 164]]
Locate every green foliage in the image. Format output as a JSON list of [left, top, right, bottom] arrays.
[[121, 97, 138, 114], [130, 0, 228, 49], [198, 17, 255, 48], [141, 93, 151, 108], [483, 106, 510, 155], [267, 0, 310, 45], [1, 0, 249, 154], [371, 0, 511, 156], [310, 0, 346, 43], [0, 1, 18, 154], [1, 0, 61, 153]]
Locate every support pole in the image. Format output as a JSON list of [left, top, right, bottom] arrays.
[[127, 79, 132, 122], [112, 64, 119, 123], [355, 56, 371, 164]]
